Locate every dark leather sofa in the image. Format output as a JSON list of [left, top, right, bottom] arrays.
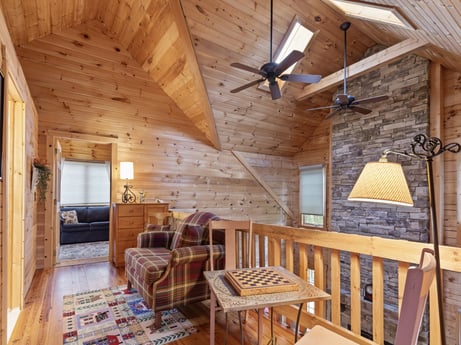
[[60, 206, 110, 244]]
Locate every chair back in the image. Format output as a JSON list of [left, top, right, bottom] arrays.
[[208, 220, 253, 271], [394, 248, 436, 345]]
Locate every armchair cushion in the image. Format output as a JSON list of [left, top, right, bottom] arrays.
[[170, 223, 203, 249], [137, 231, 174, 248], [145, 224, 171, 232], [125, 247, 171, 286]]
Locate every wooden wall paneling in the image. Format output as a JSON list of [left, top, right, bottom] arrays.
[[0, 7, 40, 344], [442, 69, 461, 248]]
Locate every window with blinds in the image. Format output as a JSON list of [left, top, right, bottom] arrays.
[[61, 160, 110, 206], [299, 165, 325, 227]]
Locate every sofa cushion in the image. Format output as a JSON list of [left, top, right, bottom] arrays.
[[90, 221, 109, 232], [60, 223, 89, 232], [87, 206, 110, 222], [61, 210, 78, 224], [170, 223, 203, 250]]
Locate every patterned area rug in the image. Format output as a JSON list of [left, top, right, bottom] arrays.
[[59, 241, 109, 261], [63, 286, 197, 345]]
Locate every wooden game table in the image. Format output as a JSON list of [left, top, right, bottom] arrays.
[[204, 266, 331, 345]]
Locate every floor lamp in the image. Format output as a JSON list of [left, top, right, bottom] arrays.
[[348, 133, 461, 345]]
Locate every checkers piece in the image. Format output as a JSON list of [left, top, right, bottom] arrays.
[[224, 267, 299, 296]]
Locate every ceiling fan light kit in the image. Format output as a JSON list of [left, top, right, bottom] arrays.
[[230, 0, 321, 100], [306, 21, 389, 116]]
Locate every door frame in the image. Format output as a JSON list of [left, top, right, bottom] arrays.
[[43, 131, 117, 268]]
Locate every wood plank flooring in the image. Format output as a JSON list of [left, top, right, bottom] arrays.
[[8, 261, 299, 345]]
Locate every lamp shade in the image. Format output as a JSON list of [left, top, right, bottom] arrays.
[[120, 162, 134, 180], [348, 158, 414, 206]]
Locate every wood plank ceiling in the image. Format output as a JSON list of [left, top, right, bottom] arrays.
[[1, 0, 461, 156]]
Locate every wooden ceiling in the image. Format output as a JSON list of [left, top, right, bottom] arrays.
[[1, 0, 461, 156]]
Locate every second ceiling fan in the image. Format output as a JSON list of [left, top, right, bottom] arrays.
[[306, 21, 389, 116], [230, 0, 321, 100]]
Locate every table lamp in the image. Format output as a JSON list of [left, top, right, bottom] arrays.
[[120, 161, 136, 203]]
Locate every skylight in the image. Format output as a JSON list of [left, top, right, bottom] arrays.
[[326, 0, 415, 30], [261, 17, 314, 90]]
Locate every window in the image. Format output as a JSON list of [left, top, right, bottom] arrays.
[[299, 165, 325, 227], [61, 160, 110, 205], [325, 0, 415, 30]]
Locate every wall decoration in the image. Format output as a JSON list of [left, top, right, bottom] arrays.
[[33, 158, 51, 202]]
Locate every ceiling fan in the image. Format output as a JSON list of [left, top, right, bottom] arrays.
[[306, 21, 388, 116], [230, 0, 321, 100]]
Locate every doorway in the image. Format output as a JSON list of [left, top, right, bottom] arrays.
[[57, 158, 111, 263], [49, 137, 114, 266]]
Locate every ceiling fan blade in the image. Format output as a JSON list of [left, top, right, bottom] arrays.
[[349, 105, 372, 114], [305, 105, 337, 112], [230, 78, 266, 93], [352, 95, 389, 105], [230, 62, 263, 75], [273, 50, 304, 75], [269, 81, 281, 100], [279, 73, 321, 83], [325, 107, 343, 119]]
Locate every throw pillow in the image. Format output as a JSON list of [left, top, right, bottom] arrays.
[[170, 223, 203, 249], [61, 210, 78, 224]]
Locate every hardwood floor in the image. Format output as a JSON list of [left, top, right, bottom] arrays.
[[8, 261, 299, 345]]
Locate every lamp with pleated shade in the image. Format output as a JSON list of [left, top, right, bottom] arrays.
[[348, 156, 413, 206]]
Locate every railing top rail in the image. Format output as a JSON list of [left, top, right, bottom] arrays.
[[252, 223, 461, 272]]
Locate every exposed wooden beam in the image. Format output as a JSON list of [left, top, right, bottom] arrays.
[[296, 38, 430, 102], [232, 151, 295, 220]]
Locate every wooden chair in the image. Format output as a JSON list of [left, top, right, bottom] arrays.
[[295, 248, 436, 345], [208, 219, 253, 345]]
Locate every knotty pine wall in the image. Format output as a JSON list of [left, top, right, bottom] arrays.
[[442, 69, 461, 340], [12, 21, 299, 269], [0, 8, 39, 345]]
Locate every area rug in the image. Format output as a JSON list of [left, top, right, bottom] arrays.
[[63, 286, 197, 345], [59, 241, 109, 261]]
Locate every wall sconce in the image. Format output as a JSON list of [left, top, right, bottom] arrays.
[[120, 161, 136, 204], [348, 133, 461, 345]]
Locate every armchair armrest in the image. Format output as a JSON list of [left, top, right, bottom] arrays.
[[170, 244, 225, 266], [137, 231, 175, 248]]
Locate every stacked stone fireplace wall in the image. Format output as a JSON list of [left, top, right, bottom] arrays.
[[330, 50, 430, 343]]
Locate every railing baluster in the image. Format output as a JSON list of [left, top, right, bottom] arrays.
[[350, 252, 361, 335], [372, 257, 384, 344], [331, 249, 341, 325], [314, 246, 326, 318]]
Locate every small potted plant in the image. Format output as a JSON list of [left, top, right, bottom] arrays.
[[33, 158, 51, 202]]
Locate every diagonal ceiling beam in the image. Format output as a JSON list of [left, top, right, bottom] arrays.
[[138, 0, 221, 150], [296, 38, 430, 102]]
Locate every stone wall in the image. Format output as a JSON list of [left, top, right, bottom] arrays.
[[330, 50, 430, 343]]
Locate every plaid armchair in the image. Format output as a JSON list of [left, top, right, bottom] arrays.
[[125, 211, 225, 327]]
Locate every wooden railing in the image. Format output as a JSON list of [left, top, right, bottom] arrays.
[[248, 223, 461, 345]]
